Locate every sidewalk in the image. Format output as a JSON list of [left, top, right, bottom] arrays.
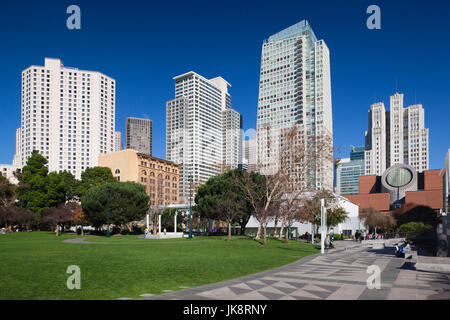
[[140, 241, 450, 300]]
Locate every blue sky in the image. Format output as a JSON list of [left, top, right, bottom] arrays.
[[0, 0, 449, 169]]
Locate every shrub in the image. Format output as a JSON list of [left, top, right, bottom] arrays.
[[398, 222, 433, 236]]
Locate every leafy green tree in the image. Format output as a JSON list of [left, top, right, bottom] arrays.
[[58, 171, 81, 201], [81, 181, 150, 232], [17, 152, 49, 218], [78, 167, 116, 196], [17, 152, 62, 223], [195, 169, 254, 237], [303, 190, 348, 232], [398, 221, 433, 237]]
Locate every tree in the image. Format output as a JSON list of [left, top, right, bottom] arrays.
[[41, 202, 78, 236], [78, 167, 117, 197], [195, 169, 253, 238], [0, 203, 34, 231], [59, 171, 81, 201], [277, 126, 334, 242], [72, 205, 88, 235], [17, 151, 66, 225], [302, 190, 348, 233], [232, 169, 280, 245], [359, 207, 396, 233], [0, 175, 17, 216], [391, 203, 439, 228], [81, 182, 149, 233]]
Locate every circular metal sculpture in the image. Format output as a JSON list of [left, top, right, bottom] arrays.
[[381, 164, 418, 204], [386, 167, 413, 188]]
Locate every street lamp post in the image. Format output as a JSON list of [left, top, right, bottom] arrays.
[[188, 175, 193, 239], [106, 184, 111, 238]]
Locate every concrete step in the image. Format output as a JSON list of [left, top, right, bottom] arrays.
[[415, 256, 450, 273]]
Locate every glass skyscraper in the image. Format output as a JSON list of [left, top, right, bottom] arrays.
[[336, 146, 365, 195], [256, 20, 333, 190]]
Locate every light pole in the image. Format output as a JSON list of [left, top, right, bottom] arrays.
[[320, 199, 326, 254], [106, 184, 111, 238], [188, 174, 193, 239]]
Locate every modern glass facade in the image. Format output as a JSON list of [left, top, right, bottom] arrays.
[[256, 20, 333, 191], [350, 145, 365, 161], [337, 159, 365, 195]]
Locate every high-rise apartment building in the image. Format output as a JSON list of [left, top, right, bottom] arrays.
[[125, 117, 152, 156], [166, 71, 242, 203], [256, 20, 333, 191], [243, 138, 257, 172], [14, 58, 115, 179], [364, 92, 429, 175], [223, 108, 242, 170], [114, 131, 123, 152]]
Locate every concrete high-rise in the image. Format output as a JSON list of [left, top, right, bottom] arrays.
[[243, 138, 257, 172], [364, 92, 429, 175], [114, 131, 123, 152], [125, 117, 152, 156], [15, 58, 116, 179], [256, 20, 333, 191], [166, 71, 242, 203], [364, 102, 387, 176]]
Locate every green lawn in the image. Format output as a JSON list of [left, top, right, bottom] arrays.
[[0, 232, 319, 300]]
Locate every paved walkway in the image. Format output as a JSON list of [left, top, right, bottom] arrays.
[[141, 241, 450, 300]]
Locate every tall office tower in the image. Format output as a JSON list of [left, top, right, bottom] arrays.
[[387, 92, 404, 168], [404, 104, 429, 171], [166, 71, 242, 203], [364, 92, 429, 175], [125, 117, 152, 156], [14, 58, 115, 179], [256, 20, 333, 191], [114, 131, 123, 152], [364, 102, 387, 176], [222, 108, 242, 170], [243, 138, 257, 172]]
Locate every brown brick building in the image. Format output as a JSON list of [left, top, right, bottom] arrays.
[[99, 149, 180, 205]]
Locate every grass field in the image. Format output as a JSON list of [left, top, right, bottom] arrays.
[[0, 232, 319, 300]]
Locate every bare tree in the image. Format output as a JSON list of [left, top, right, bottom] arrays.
[[359, 207, 396, 234], [277, 126, 334, 241], [232, 168, 283, 245]]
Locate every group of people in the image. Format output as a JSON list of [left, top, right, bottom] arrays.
[[353, 230, 385, 241], [1, 226, 21, 234]]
